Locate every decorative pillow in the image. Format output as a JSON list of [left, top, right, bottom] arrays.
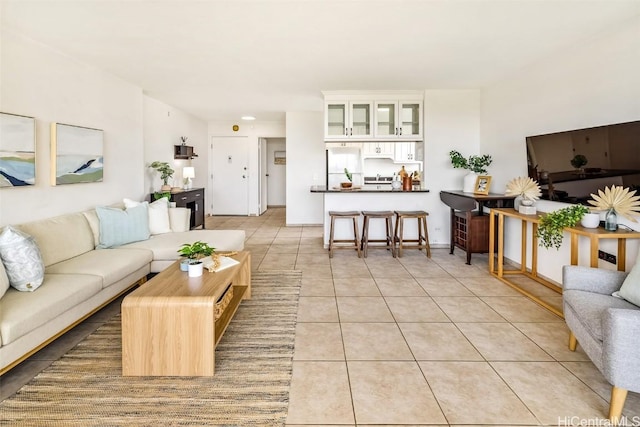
[[615, 258, 640, 307], [123, 197, 172, 235], [0, 257, 10, 299], [0, 226, 45, 292], [96, 204, 150, 249]]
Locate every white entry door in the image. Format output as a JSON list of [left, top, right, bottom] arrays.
[[259, 138, 267, 215], [211, 137, 249, 215]]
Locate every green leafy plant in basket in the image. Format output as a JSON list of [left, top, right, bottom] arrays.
[[177, 241, 215, 263], [537, 205, 589, 250]]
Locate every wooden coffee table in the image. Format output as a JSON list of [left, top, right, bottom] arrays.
[[121, 251, 251, 376]]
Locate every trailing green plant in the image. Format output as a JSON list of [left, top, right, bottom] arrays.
[[570, 154, 588, 169], [537, 205, 589, 250], [344, 168, 352, 182], [148, 161, 175, 186], [449, 150, 493, 174], [177, 241, 215, 261]]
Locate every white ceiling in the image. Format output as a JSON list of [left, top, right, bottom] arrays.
[[2, 0, 639, 122]]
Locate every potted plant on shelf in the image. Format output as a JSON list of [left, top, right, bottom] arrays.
[[341, 168, 353, 189], [177, 241, 215, 277], [588, 185, 640, 231], [537, 205, 589, 250], [449, 150, 492, 193], [148, 161, 175, 192]]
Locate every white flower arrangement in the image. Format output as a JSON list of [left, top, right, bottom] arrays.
[[588, 185, 640, 222], [505, 176, 542, 201]]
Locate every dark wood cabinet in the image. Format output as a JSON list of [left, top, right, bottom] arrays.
[[440, 190, 514, 265], [170, 188, 205, 229]]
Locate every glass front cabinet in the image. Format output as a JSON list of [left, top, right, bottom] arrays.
[[324, 92, 423, 142], [374, 100, 423, 140], [325, 101, 373, 140]]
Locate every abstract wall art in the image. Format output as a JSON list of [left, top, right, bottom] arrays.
[[0, 112, 36, 188], [51, 123, 103, 185]]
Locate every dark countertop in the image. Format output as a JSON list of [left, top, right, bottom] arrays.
[[310, 185, 430, 193]]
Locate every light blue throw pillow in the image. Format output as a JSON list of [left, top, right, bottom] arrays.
[[96, 204, 150, 249], [0, 225, 45, 292]]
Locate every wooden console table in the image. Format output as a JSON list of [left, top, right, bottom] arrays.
[[440, 191, 514, 264], [489, 208, 640, 317], [121, 251, 251, 376]]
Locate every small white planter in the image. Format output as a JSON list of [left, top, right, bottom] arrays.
[[462, 172, 478, 193], [188, 261, 204, 277], [581, 213, 600, 229]]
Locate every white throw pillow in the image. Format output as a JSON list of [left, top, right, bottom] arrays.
[[615, 256, 640, 307], [0, 259, 10, 299], [0, 225, 45, 292], [124, 197, 172, 235]]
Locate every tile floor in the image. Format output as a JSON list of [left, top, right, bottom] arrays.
[[2, 207, 639, 426]]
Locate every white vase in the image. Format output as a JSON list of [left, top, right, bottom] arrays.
[[188, 261, 203, 277], [580, 213, 600, 229], [462, 172, 478, 193]]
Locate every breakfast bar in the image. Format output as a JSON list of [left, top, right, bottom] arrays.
[[310, 185, 430, 247]]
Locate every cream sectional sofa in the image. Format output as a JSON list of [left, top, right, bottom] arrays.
[[0, 207, 245, 374]]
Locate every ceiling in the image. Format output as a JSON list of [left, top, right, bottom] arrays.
[[2, 0, 639, 122]]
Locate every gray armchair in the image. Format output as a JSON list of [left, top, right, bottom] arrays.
[[563, 265, 640, 423]]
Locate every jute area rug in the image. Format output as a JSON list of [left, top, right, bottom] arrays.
[[0, 270, 302, 427]]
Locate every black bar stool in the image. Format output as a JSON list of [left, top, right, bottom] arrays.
[[361, 210, 396, 258], [393, 210, 431, 258], [328, 211, 362, 258]]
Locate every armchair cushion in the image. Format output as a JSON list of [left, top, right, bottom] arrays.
[[562, 265, 627, 295]]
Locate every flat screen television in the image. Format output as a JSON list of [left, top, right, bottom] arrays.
[[526, 120, 640, 203]]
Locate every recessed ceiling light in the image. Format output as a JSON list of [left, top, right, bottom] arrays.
[[241, 116, 256, 121]]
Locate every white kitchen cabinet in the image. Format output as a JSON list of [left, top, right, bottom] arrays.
[[326, 142, 363, 148], [374, 100, 423, 140], [394, 142, 416, 162], [325, 101, 373, 140], [362, 142, 394, 158]]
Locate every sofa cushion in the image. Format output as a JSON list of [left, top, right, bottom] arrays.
[[616, 256, 640, 307], [0, 273, 103, 345], [17, 213, 94, 267], [96, 205, 150, 249], [0, 226, 45, 292], [563, 289, 639, 342], [0, 258, 9, 300], [124, 198, 172, 235], [122, 230, 245, 262], [45, 248, 153, 289]]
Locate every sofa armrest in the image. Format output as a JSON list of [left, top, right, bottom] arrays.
[[602, 308, 640, 391], [169, 208, 191, 232], [562, 265, 628, 295]]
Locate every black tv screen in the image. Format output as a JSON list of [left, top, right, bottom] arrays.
[[526, 120, 640, 202]]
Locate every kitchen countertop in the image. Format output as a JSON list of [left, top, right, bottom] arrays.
[[310, 185, 430, 193]]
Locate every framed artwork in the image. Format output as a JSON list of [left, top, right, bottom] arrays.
[[51, 123, 103, 185], [474, 175, 491, 195], [0, 112, 36, 188], [274, 151, 286, 165]]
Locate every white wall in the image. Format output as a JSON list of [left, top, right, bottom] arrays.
[[481, 16, 640, 281], [143, 96, 208, 195], [285, 111, 325, 225], [423, 90, 481, 245], [0, 30, 144, 225], [208, 121, 285, 216]]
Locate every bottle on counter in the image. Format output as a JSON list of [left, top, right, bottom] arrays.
[[398, 166, 408, 179]]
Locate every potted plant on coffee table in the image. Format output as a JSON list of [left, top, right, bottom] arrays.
[[177, 241, 215, 277]]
